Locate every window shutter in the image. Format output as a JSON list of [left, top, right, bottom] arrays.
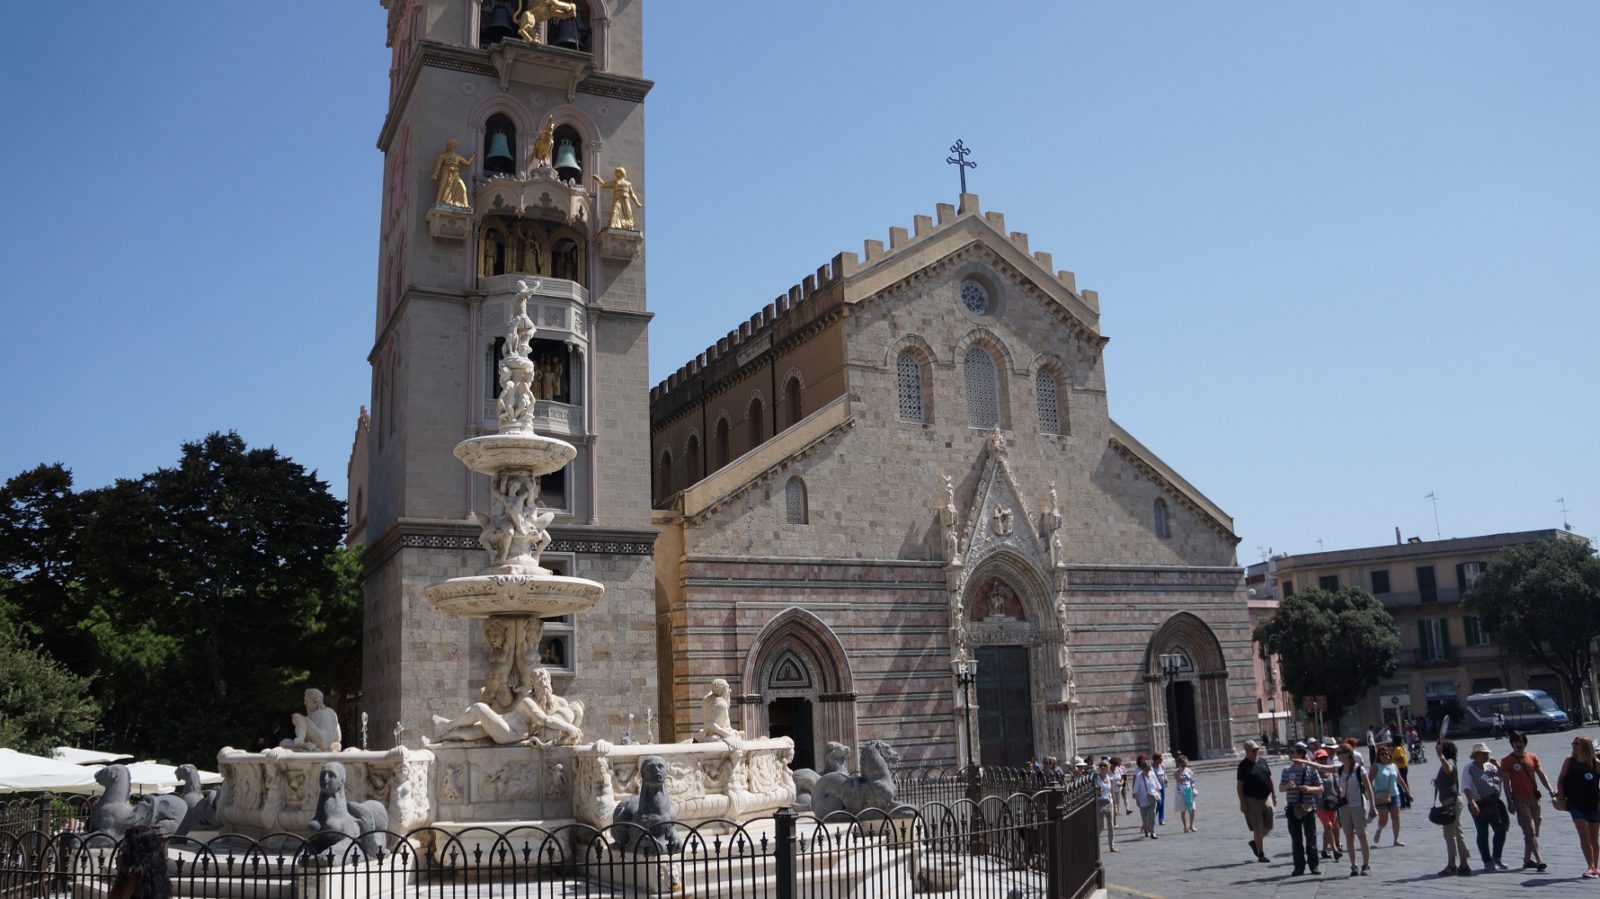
[[1455, 563, 1467, 592], [1440, 618, 1453, 660], [1417, 621, 1429, 661]]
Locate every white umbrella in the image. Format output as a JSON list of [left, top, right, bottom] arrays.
[[53, 746, 133, 766], [96, 761, 224, 794], [0, 748, 101, 794]]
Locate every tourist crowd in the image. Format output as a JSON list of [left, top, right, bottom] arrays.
[[1224, 729, 1600, 878]]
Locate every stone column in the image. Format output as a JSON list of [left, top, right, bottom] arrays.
[[1145, 674, 1166, 756]]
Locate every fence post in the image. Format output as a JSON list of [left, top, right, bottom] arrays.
[[1045, 787, 1065, 898], [37, 793, 53, 835], [966, 764, 984, 856], [774, 806, 795, 899]]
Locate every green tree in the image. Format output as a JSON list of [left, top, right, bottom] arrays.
[[0, 433, 359, 763], [0, 631, 99, 756], [1464, 537, 1600, 716], [1253, 585, 1400, 724]]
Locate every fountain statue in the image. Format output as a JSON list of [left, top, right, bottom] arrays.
[[425, 279, 604, 744]]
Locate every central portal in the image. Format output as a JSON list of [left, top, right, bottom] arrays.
[[977, 645, 1034, 767], [768, 696, 815, 771]]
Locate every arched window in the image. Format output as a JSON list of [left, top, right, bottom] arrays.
[[547, 0, 593, 52], [784, 376, 803, 427], [896, 350, 924, 423], [483, 113, 517, 176], [748, 396, 765, 446], [785, 477, 808, 524], [714, 416, 731, 470], [1154, 498, 1171, 539], [964, 346, 1000, 428], [685, 434, 702, 484], [1036, 369, 1063, 435], [657, 448, 673, 501], [479, 217, 524, 278], [478, 0, 518, 46]]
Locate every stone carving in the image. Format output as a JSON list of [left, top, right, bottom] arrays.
[[791, 741, 850, 809], [1055, 596, 1078, 701], [573, 751, 617, 828], [307, 762, 389, 860], [438, 762, 465, 804], [547, 762, 569, 800], [991, 505, 1014, 537], [987, 428, 1008, 461], [481, 762, 539, 801], [174, 764, 220, 835], [89, 765, 187, 841], [516, 0, 577, 44], [941, 474, 962, 567], [282, 688, 343, 752], [609, 756, 681, 854], [594, 166, 643, 230], [811, 740, 904, 819], [431, 140, 474, 208], [431, 666, 584, 746], [691, 678, 744, 748], [1045, 480, 1063, 533]]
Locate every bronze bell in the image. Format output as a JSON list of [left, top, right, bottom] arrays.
[[480, 0, 517, 44], [485, 131, 515, 173], [548, 16, 582, 50], [553, 140, 581, 181]]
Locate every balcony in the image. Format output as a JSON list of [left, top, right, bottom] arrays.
[[477, 275, 589, 338], [1378, 586, 1463, 608]]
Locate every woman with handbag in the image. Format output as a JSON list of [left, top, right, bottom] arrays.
[[1432, 740, 1473, 877], [1463, 742, 1510, 872], [1554, 734, 1600, 878], [1312, 748, 1344, 862], [1370, 744, 1409, 846]]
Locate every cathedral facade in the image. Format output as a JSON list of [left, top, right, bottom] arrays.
[[358, 0, 659, 742], [649, 199, 1257, 766]]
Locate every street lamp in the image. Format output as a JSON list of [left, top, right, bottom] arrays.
[[1159, 652, 1184, 756], [953, 656, 979, 773]]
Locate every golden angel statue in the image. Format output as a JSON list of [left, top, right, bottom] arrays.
[[594, 166, 643, 230], [431, 139, 475, 208], [534, 117, 555, 168]]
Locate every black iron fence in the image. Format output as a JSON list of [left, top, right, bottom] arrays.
[[0, 797, 90, 839], [0, 784, 1101, 899]]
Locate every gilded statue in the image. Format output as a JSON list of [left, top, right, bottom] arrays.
[[534, 118, 555, 168], [516, 0, 577, 44], [595, 166, 643, 230], [431, 140, 475, 208]]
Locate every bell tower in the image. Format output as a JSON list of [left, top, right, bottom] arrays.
[[363, 0, 656, 744]]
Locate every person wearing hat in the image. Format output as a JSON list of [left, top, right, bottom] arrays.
[[1237, 739, 1277, 862], [1463, 741, 1511, 871], [1280, 742, 1323, 876], [1311, 747, 1344, 863]]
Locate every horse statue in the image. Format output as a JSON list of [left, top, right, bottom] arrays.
[[792, 741, 850, 809], [609, 756, 681, 854], [306, 762, 389, 860], [88, 765, 186, 842], [174, 764, 220, 836], [811, 740, 905, 820]]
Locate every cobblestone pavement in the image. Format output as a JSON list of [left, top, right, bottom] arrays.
[[1099, 728, 1600, 898]]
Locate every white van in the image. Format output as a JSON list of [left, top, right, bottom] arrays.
[[1464, 689, 1571, 734]]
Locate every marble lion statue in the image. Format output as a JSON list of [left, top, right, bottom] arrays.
[[608, 755, 681, 854], [792, 741, 850, 809]]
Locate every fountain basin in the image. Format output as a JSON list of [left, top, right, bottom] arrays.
[[454, 433, 575, 476], [424, 573, 603, 618]]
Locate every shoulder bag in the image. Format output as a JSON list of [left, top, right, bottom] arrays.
[[1427, 782, 1457, 826]]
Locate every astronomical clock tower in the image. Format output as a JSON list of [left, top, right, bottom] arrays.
[[360, 0, 656, 744]]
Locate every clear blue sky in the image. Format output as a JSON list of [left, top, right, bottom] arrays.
[[1, 2, 1594, 559]]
